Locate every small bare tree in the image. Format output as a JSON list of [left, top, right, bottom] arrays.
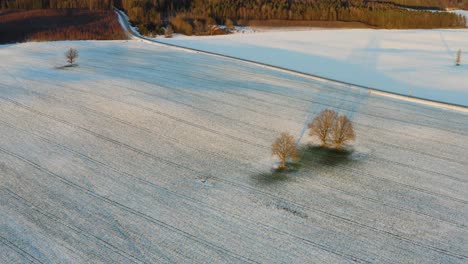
[[65, 48, 78, 66], [165, 25, 174, 38], [309, 109, 338, 146], [456, 49, 461, 66], [330, 115, 356, 149], [272, 132, 299, 170]]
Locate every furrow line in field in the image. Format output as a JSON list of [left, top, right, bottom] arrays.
[[11, 77, 299, 124], [0, 114, 464, 262], [1, 89, 465, 207], [17, 57, 466, 130], [56, 79, 468, 167], [213, 175, 468, 260], [370, 155, 466, 183], [0, 235, 43, 264], [92, 58, 468, 125], [294, 158, 466, 228], [126, 49, 468, 123], [1, 96, 466, 260], [315, 180, 466, 229], [2, 76, 466, 199], [109, 64, 467, 137], [8, 78, 467, 173], [13, 62, 468, 133], [1, 129, 369, 263], [1, 188, 145, 264], [183, 75, 468, 136], [299, 156, 467, 205], [104, 79, 467, 156], [0, 146, 259, 264], [1, 103, 465, 232]]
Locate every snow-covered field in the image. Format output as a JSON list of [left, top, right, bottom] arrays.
[[157, 13, 468, 107], [0, 40, 467, 263]]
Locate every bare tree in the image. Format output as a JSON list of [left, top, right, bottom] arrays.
[[330, 115, 355, 149], [65, 48, 78, 65], [456, 49, 461, 66], [309, 109, 338, 146], [272, 132, 299, 170], [165, 25, 174, 38]]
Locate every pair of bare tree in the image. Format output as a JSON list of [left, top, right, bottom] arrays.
[[271, 109, 355, 170], [309, 109, 355, 149]]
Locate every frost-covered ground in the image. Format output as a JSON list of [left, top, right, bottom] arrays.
[[0, 40, 467, 263], [157, 12, 468, 106]]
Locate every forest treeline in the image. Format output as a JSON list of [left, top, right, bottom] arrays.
[[1, 0, 467, 37]]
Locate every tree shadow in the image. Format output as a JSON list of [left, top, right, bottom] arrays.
[[299, 145, 354, 168], [55, 64, 79, 70], [251, 162, 300, 186], [252, 145, 358, 185]]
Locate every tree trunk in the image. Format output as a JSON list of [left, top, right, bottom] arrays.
[[280, 158, 286, 170]]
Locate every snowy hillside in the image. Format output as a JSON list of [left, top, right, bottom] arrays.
[[0, 40, 467, 263], [158, 26, 468, 106]]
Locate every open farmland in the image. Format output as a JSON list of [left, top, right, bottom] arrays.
[[0, 40, 467, 263]]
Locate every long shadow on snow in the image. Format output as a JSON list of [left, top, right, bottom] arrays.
[[252, 145, 357, 186]]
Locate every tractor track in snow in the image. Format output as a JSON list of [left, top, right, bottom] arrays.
[[75, 55, 468, 127], [1, 188, 145, 264], [8, 63, 468, 140], [0, 95, 466, 261], [0, 119, 464, 262], [0, 234, 44, 264], [76, 59, 468, 130], [0, 126, 371, 263], [1, 79, 466, 195], [83, 61, 468, 137], [0, 146, 260, 264], [2, 79, 467, 177], [1, 104, 465, 231]]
